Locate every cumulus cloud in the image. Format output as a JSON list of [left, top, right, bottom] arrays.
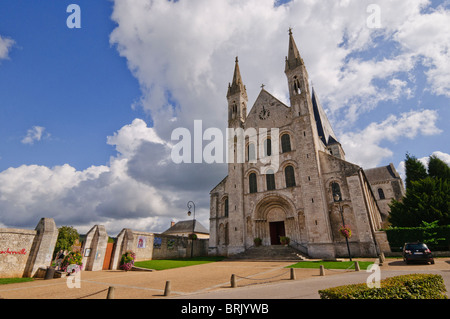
[[109, 0, 450, 133], [396, 150, 450, 181], [0, 119, 203, 235], [21, 126, 49, 145], [340, 109, 442, 168]]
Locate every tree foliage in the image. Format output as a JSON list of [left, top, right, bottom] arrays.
[[404, 153, 427, 190], [389, 153, 450, 227], [428, 155, 450, 181], [53, 226, 80, 257]]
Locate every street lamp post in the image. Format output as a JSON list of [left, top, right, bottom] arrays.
[[187, 201, 196, 258], [333, 194, 352, 261]]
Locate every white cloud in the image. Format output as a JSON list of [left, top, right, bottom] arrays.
[[340, 109, 442, 168], [21, 126, 49, 145], [106, 118, 165, 158], [109, 0, 450, 134], [397, 150, 450, 181], [394, 5, 450, 97], [0, 119, 212, 235], [0, 35, 14, 60]]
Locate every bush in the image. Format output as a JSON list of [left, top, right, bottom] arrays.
[[280, 236, 290, 245], [319, 274, 447, 299], [61, 251, 83, 272], [120, 251, 136, 271], [188, 233, 198, 240], [384, 225, 450, 251]]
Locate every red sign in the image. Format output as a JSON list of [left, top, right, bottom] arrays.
[[0, 248, 27, 255]]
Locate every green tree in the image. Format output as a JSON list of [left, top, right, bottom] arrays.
[[428, 155, 450, 181], [389, 154, 450, 227], [404, 153, 427, 190], [53, 226, 79, 258], [421, 220, 445, 247]]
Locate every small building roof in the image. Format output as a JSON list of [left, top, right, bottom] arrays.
[[162, 220, 209, 235], [364, 163, 400, 182]]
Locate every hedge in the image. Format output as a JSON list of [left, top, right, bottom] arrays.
[[384, 225, 450, 251], [319, 274, 447, 299]]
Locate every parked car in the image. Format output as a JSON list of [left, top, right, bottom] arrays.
[[402, 242, 435, 264]]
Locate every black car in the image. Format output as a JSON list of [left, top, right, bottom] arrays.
[[402, 242, 435, 264]]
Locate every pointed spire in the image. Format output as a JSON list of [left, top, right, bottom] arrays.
[[228, 57, 247, 97], [311, 87, 338, 146], [285, 28, 304, 72]]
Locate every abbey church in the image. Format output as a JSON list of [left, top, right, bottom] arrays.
[[208, 30, 404, 259]]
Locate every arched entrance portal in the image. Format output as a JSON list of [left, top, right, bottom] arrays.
[[252, 195, 296, 246]]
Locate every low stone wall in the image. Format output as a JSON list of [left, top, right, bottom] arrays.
[[1, 219, 210, 277], [110, 229, 209, 270], [0, 218, 58, 278]]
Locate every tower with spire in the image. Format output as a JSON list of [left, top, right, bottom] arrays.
[[208, 29, 399, 259], [227, 57, 248, 127], [285, 27, 310, 116]]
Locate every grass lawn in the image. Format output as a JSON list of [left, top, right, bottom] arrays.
[[134, 256, 226, 271], [0, 278, 34, 285], [287, 260, 374, 270]]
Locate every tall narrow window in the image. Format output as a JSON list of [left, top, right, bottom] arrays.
[[249, 173, 258, 193], [285, 165, 296, 188], [378, 188, 385, 200], [224, 198, 229, 217], [264, 139, 272, 157], [281, 134, 291, 153], [247, 143, 256, 162], [266, 170, 276, 191]]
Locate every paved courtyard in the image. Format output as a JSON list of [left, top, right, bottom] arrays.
[[0, 258, 449, 299]]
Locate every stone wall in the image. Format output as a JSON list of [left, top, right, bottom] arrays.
[[0, 218, 58, 278], [81, 225, 108, 271], [1, 220, 210, 277], [111, 229, 209, 270]]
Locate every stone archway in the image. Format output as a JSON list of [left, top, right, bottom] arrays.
[[252, 195, 296, 246]]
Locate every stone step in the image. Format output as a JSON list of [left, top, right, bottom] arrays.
[[228, 245, 308, 261]]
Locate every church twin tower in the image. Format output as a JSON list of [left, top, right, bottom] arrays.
[[227, 29, 312, 127], [209, 30, 392, 259]]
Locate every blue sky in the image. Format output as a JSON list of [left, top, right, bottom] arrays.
[[0, 0, 144, 170], [0, 0, 449, 234]]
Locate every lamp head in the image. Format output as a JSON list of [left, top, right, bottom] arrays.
[[333, 194, 341, 202]]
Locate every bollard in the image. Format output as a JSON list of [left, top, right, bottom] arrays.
[[379, 253, 385, 266], [44, 267, 55, 280], [290, 268, 296, 280], [320, 265, 325, 276], [354, 261, 360, 272], [164, 281, 171, 296], [230, 274, 237, 288], [106, 286, 115, 299]]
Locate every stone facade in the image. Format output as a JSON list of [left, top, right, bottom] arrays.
[[364, 163, 405, 227], [209, 31, 398, 259], [81, 225, 109, 271]]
